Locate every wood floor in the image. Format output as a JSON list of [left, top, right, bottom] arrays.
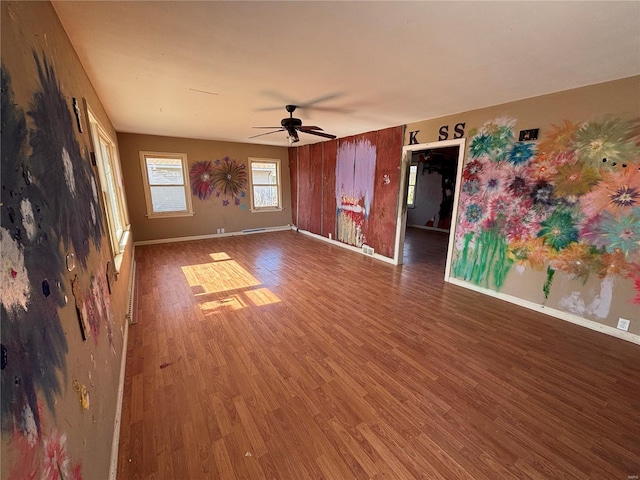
[[117, 228, 640, 479]]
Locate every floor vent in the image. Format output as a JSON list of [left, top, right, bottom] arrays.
[[126, 260, 137, 325], [362, 245, 375, 256]]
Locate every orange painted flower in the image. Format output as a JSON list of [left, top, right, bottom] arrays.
[[598, 249, 628, 277], [550, 242, 599, 280], [537, 120, 580, 158], [508, 237, 551, 270], [553, 163, 600, 197]]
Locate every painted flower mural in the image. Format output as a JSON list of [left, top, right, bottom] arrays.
[[453, 116, 640, 312], [190, 157, 247, 206]]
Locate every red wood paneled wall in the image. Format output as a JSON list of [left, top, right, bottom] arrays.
[[322, 140, 338, 238], [370, 126, 404, 258], [288, 148, 298, 226], [289, 126, 403, 259]]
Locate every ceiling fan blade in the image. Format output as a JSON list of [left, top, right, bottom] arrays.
[[249, 129, 284, 139], [252, 126, 283, 129], [298, 128, 336, 139], [300, 126, 323, 131]]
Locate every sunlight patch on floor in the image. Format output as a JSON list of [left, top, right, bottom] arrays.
[[183, 252, 281, 316]]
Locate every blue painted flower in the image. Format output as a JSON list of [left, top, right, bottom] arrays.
[[507, 142, 536, 165], [595, 209, 640, 255], [465, 204, 483, 223]]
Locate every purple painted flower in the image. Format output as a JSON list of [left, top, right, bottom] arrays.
[[531, 180, 555, 207], [508, 175, 530, 197]]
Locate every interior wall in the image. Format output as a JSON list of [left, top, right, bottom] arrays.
[[1, 2, 133, 478], [291, 126, 403, 258], [405, 76, 640, 335], [407, 170, 443, 227], [117, 133, 292, 242]]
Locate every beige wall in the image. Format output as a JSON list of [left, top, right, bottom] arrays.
[[406, 76, 640, 335], [405, 76, 640, 145], [117, 133, 292, 242], [2, 1, 133, 478]]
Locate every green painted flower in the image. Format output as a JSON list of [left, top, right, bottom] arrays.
[[537, 208, 579, 250], [574, 118, 640, 168], [469, 133, 493, 159]]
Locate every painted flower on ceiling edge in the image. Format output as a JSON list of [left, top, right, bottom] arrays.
[[537, 120, 580, 157], [574, 117, 640, 168]]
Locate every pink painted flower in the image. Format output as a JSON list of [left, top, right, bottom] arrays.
[[42, 430, 70, 480], [580, 167, 640, 218], [189, 160, 215, 200]]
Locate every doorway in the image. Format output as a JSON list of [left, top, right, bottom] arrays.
[[393, 138, 466, 280]]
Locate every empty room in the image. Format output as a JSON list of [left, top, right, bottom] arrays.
[[2, 1, 639, 479]]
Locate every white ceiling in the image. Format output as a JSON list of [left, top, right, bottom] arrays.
[[52, 1, 640, 147]]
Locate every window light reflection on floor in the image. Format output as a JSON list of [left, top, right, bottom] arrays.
[[181, 252, 281, 316]]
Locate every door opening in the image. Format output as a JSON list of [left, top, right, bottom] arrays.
[[393, 138, 466, 280]]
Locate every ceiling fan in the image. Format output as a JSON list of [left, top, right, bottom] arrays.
[[250, 105, 337, 144]]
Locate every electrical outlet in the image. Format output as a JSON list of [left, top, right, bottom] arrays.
[[616, 318, 630, 332]]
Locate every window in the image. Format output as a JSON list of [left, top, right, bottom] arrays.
[[407, 164, 418, 207], [139, 152, 193, 218], [249, 158, 282, 211], [88, 110, 129, 270]]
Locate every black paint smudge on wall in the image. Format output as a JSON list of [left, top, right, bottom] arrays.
[[1, 53, 106, 435]]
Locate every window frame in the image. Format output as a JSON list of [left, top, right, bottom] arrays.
[[407, 163, 418, 208], [139, 151, 194, 219], [87, 109, 130, 272], [248, 158, 283, 212]]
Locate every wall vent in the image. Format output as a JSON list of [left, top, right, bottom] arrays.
[[362, 245, 375, 256], [126, 260, 137, 325]]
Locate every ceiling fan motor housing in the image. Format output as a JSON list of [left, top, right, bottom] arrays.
[[282, 117, 302, 128]]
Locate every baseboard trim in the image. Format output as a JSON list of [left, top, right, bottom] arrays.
[[108, 315, 130, 480], [295, 228, 396, 265], [446, 277, 640, 345], [133, 225, 292, 246]]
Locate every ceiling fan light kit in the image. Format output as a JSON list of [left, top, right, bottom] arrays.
[[250, 105, 337, 144]]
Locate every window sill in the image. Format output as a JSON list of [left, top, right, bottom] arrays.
[[250, 207, 283, 213], [113, 228, 131, 274], [146, 211, 195, 219]]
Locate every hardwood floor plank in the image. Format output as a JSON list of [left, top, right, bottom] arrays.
[[118, 229, 640, 479]]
